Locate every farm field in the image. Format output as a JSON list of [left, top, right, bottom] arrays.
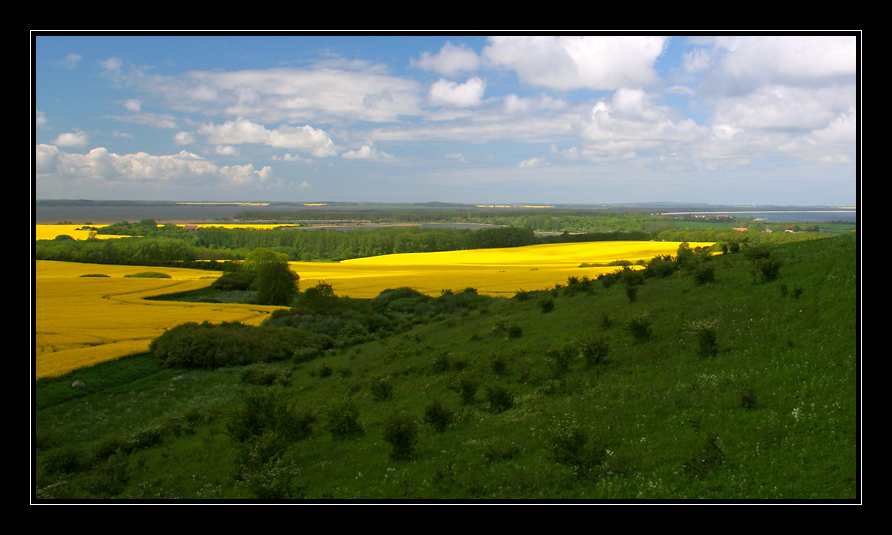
[[33, 240, 710, 378], [292, 240, 713, 298], [34, 261, 281, 379], [34, 223, 299, 241]]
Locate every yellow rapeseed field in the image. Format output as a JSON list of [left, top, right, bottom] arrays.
[[33, 240, 710, 378], [34, 261, 282, 379], [34, 224, 122, 241], [290, 241, 713, 298]]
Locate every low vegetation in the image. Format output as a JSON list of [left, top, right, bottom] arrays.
[[34, 232, 857, 500]]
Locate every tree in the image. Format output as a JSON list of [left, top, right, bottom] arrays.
[[254, 260, 299, 306]]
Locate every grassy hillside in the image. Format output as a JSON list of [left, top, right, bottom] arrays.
[[33, 232, 858, 501]]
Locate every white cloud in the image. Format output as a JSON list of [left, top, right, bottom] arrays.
[[428, 77, 486, 108], [133, 65, 423, 124], [518, 157, 547, 168], [341, 144, 394, 160], [198, 117, 337, 157], [445, 153, 468, 163], [482, 36, 668, 90], [100, 57, 122, 71], [35, 144, 286, 189], [577, 88, 708, 156], [714, 35, 856, 84], [215, 145, 239, 156], [36, 111, 48, 128], [53, 130, 89, 148], [173, 131, 195, 145], [502, 93, 567, 114], [712, 84, 855, 133], [57, 53, 82, 70], [124, 99, 142, 112], [272, 153, 314, 163], [411, 42, 481, 75]]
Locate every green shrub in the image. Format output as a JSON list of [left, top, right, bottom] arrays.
[[324, 399, 364, 440], [628, 314, 653, 343], [227, 387, 316, 443], [546, 420, 605, 477], [369, 376, 394, 401], [577, 335, 609, 367], [41, 443, 90, 474], [381, 414, 419, 461], [423, 398, 454, 433], [485, 384, 514, 413], [459, 375, 479, 405], [124, 272, 171, 278], [79, 273, 110, 277], [688, 320, 719, 358], [538, 296, 555, 313], [241, 363, 292, 386]]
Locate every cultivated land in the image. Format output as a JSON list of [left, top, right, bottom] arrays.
[[33, 232, 858, 501], [34, 240, 708, 377]]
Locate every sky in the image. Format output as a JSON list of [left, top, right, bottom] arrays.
[[32, 33, 859, 206]]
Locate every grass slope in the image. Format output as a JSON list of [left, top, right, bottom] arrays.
[[33, 233, 858, 501]]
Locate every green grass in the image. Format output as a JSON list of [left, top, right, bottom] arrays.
[[33, 232, 858, 501]]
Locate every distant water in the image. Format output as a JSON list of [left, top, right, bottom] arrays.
[[665, 211, 856, 223]]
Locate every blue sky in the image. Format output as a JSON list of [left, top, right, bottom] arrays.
[[33, 34, 859, 206]]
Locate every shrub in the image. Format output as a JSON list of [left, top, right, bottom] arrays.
[[124, 272, 171, 278], [324, 399, 364, 440], [41, 443, 90, 474], [485, 384, 514, 413], [693, 264, 716, 285], [241, 363, 292, 387], [740, 388, 758, 410], [577, 335, 609, 368], [381, 414, 419, 461], [538, 296, 555, 313], [688, 319, 719, 358], [683, 433, 726, 476], [423, 398, 454, 433], [459, 375, 479, 405], [546, 420, 605, 477], [227, 387, 316, 444], [628, 314, 653, 343], [79, 273, 110, 277], [233, 431, 303, 500], [545, 343, 575, 377], [625, 285, 639, 303], [369, 376, 394, 401]]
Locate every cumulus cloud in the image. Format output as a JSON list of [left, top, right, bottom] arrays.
[[198, 117, 337, 157], [411, 42, 481, 75], [53, 130, 90, 148], [502, 93, 567, 114], [518, 157, 547, 168], [173, 131, 195, 145], [124, 99, 142, 112], [341, 144, 394, 160], [35, 144, 288, 188], [712, 84, 855, 133], [129, 65, 423, 124], [272, 153, 314, 163], [428, 77, 487, 108], [482, 36, 668, 90], [36, 111, 48, 128], [714, 35, 856, 84], [57, 53, 82, 70], [577, 88, 708, 154]]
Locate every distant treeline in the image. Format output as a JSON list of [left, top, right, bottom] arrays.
[[35, 213, 828, 267]]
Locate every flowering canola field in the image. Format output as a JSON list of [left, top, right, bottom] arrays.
[[34, 261, 281, 379], [290, 240, 713, 298], [33, 240, 710, 378]]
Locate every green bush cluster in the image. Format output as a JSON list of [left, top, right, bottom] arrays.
[[150, 321, 334, 369]]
